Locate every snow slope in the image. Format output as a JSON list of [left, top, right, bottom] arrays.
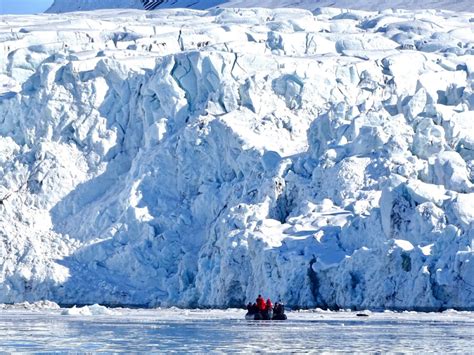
[[0, 7, 473, 310], [47, 0, 474, 13], [47, 0, 143, 13]]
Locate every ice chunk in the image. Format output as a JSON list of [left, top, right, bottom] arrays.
[[413, 118, 446, 159], [61, 304, 119, 316], [405, 179, 448, 207], [393, 239, 414, 251], [450, 193, 474, 229], [432, 151, 473, 193]]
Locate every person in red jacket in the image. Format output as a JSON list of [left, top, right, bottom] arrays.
[[256, 294, 266, 311], [262, 298, 273, 320], [266, 298, 273, 309]]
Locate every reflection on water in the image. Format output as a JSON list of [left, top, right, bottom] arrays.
[[0, 309, 472, 352]]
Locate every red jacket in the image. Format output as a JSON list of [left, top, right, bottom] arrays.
[[256, 296, 266, 311], [266, 299, 273, 309]]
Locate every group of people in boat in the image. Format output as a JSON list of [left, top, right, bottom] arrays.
[[245, 294, 287, 320]]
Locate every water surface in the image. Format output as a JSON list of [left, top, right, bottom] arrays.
[[0, 307, 472, 352]]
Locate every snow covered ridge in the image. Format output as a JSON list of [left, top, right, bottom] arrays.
[[46, 0, 474, 13], [0, 7, 473, 310]]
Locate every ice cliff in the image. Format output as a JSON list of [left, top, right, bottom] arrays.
[[0, 7, 473, 310], [47, 0, 474, 13]]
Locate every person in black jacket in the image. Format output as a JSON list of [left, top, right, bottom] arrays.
[[273, 302, 287, 320]]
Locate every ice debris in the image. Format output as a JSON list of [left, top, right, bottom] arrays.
[[61, 304, 119, 316]]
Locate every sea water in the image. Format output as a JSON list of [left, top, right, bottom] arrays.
[[0, 307, 472, 352]]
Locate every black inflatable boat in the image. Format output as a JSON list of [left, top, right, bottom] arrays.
[[245, 311, 287, 320]]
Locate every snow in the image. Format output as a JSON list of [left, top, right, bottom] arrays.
[[0, 6, 473, 311], [0, 307, 472, 352]]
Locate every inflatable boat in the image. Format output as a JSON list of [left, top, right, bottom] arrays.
[[245, 310, 287, 320]]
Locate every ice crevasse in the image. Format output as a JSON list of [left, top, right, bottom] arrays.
[[0, 7, 473, 310]]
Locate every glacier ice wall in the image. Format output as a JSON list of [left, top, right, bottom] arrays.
[[0, 7, 473, 309]]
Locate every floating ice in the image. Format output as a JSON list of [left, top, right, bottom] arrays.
[[61, 304, 120, 316]]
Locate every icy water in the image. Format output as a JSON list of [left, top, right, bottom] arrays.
[[0, 307, 472, 352]]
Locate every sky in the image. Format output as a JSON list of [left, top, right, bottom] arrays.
[[0, 0, 53, 14]]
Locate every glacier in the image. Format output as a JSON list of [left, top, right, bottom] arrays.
[[0, 6, 473, 310]]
